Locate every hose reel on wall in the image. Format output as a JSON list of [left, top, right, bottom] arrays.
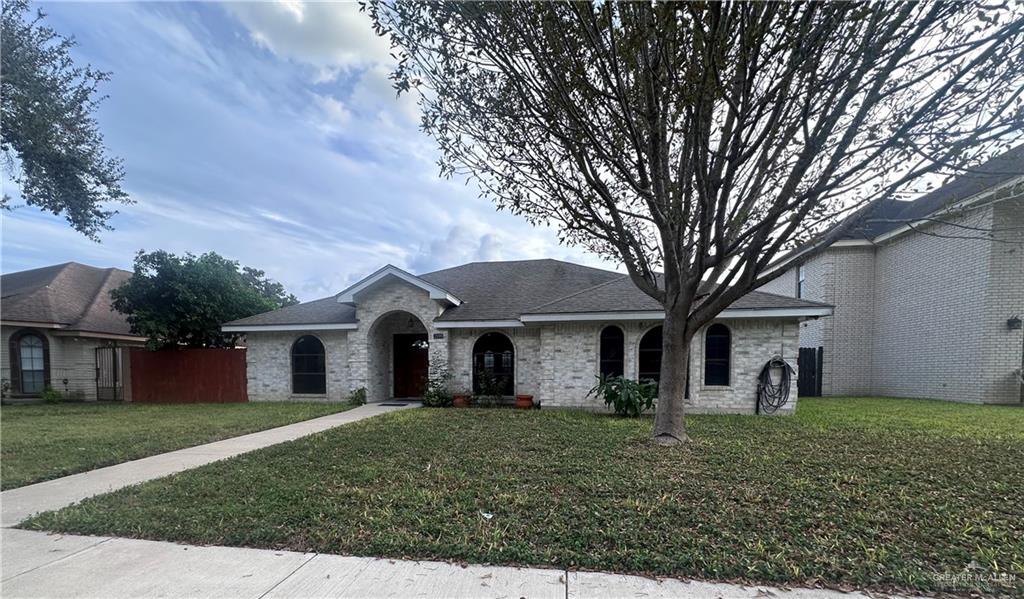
[[756, 355, 795, 414]]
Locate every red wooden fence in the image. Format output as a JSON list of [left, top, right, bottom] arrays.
[[129, 348, 247, 403]]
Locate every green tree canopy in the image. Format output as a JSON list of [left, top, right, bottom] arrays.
[[112, 251, 298, 349], [1, 0, 129, 239]]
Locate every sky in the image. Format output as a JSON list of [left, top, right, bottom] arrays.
[[0, 1, 617, 301]]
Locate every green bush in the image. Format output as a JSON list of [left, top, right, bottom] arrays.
[[473, 369, 507, 407], [40, 386, 63, 404], [588, 374, 657, 417], [422, 365, 453, 407], [347, 387, 367, 406]]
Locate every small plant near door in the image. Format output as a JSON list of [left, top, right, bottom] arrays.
[[474, 369, 506, 408], [347, 387, 367, 406], [422, 364, 454, 408]]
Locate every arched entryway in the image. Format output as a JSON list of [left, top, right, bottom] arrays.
[[367, 311, 429, 400], [472, 332, 514, 396]]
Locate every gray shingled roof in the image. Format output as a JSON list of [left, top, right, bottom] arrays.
[[523, 275, 831, 314], [421, 259, 622, 321], [1, 262, 138, 337], [226, 259, 829, 327], [225, 296, 357, 327], [843, 144, 1024, 240]]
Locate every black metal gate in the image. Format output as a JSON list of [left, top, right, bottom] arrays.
[[95, 346, 123, 401], [797, 346, 823, 397]]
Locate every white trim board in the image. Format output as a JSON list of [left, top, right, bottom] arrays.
[[221, 323, 358, 333], [520, 306, 832, 323], [433, 320, 524, 329], [335, 264, 462, 305]]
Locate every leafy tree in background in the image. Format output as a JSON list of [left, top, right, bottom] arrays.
[[367, 1, 1024, 444], [112, 251, 298, 350], [1, 0, 129, 239]]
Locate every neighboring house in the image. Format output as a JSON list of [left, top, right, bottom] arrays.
[[224, 260, 832, 413], [760, 146, 1024, 404], [0, 262, 144, 401]]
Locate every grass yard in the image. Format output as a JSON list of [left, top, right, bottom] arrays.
[[22, 398, 1024, 596], [1, 401, 354, 490]]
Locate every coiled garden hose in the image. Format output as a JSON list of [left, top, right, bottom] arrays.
[[756, 356, 795, 415]]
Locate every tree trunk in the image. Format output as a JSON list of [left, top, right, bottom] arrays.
[[652, 303, 692, 445]]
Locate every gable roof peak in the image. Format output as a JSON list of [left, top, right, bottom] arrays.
[[335, 263, 462, 305]]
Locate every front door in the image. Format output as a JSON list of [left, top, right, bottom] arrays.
[[393, 333, 428, 398]]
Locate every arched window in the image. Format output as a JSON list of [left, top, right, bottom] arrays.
[[638, 326, 662, 383], [599, 326, 625, 377], [12, 332, 48, 395], [704, 323, 731, 386], [291, 335, 326, 394], [473, 332, 514, 396]]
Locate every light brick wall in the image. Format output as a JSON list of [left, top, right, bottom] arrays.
[[346, 277, 448, 403], [872, 201, 1023, 403], [1, 325, 130, 401], [825, 247, 876, 395], [767, 192, 1023, 404], [757, 269, 797, 297], [245, 330, 350, 402], [243, 312, 801, 414], [508, 318, 798, 414], [983, 198, 1024, 404], [447, 327, 542, 397]]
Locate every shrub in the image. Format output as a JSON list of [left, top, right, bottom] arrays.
[[41, 386, 63, 404], [422, 365, 453, 407], [473, 369, 506, 407], [347, 387, 367, 406], [588, 375, 657, 417]]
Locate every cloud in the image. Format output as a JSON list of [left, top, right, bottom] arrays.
[[224, 1, 390, 73], [1, 2, 619, 303]]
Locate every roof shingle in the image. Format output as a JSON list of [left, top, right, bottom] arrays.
[[226, 259, 830, 327], [1, 262, 137, 337]]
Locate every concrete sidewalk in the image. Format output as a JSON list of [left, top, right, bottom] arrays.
[[1, 529, 906, 599], [1, 402, 417, 527]]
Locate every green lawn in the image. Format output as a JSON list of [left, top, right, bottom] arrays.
[[1, 401, 354, 490], [22, 398, 1024, 596]]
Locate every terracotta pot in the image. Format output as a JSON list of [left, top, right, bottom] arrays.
[[452, 394, 472, 408], [514, 394, 534, 410]]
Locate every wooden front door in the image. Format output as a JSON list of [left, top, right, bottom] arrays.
[[393, 333, 428, 398]]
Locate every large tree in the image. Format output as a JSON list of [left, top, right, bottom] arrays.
[[1, 0, 129, 239], [112, 251, 298, 350], [367, 1, 1024, 444]]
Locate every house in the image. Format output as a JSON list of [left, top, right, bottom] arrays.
[[223, 260, 832, 413], [760, 146, 1024, 404], [1, 262, 144, 401]]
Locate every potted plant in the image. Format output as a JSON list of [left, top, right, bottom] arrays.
[[514, 394, 534, 409], [452, 388, 472, 408]]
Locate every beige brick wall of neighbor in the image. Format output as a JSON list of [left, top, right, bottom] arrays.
[[986, 198, 1024, 404], [243, 280, 802, 412], [768, 193, 1024, 404], [1, 326, 125, 401]]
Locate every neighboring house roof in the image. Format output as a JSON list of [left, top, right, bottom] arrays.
[[843, 144, 1024, 241], [1, 262, 140, 339], [224, 259, 831, 331]]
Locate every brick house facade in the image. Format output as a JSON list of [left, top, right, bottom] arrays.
[[760, 147, 1024, 404], [1, 263, 145, 401], [227, 260, 829, 414]]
